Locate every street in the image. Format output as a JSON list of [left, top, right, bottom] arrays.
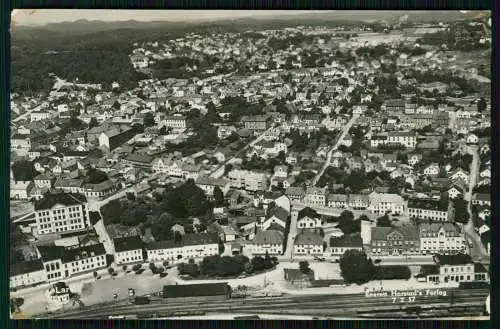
[[463, 146, 488, 262], [312, 115, 358, 186]]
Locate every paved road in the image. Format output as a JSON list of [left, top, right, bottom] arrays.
[[283, 208, 299, 259], [463, 146, 488, 262], [209, 125, 277, 179], [312, 115, 357, 186], [44, 288, 489, 319]]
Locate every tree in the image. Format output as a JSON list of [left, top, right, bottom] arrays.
[[376, 215, 392, 227], [299, 261, 310, 274], [251, 256, 267, 272], [88, 117, 99, 129], [11, 160, 37, 182], [453, 197, 469, 224], [107, 268, 114, 275], [143, 112, 155, 127], [218, 240, 225, 254], [477, 97, 487, 113], [149, 262, 157, 273], [213, 186, 225, 207], [122, 265, 127, 272], [85, 168, 109, 184], [339, 250, 375, 284], [93, 271, 98, 280]]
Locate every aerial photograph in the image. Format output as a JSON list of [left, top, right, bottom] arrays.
[[9, 10, 491, 320]]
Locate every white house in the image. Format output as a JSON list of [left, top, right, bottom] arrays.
[[296, 207, 322, 229], [368, 192, 405, 215], [251, 230, 284, 256], [113, 235, 144, 265], [146, 233, 219, 263], [330, 234, 363, 258], [293, 231, 323, 256]]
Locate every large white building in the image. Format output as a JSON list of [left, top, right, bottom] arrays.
[[368, 192, 405, 215], [423, 254, 489, 284], [37, 243, 107, 281], [408, 198, 453, 222], [113, 235, 144, 265], [371, 131, 417, 148], [305, 187, 327, 207], [195, 176, 230, 199], [33, 193, 90, 236], [419, 223, 466, 255], [227, 169, 268, 192], [160, 116, 186, 130], [146, 233, 219, 263]]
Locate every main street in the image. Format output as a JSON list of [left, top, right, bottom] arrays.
[[44, 288, 489, 319], [463, 145, 488, 262], [312, 115, 358, 186]]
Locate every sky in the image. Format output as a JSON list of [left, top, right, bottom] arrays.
[[11, 9, 330, 26]]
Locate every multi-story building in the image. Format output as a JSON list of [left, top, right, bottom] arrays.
[[419, 223, 466, 255], [368, 192, 405, 215], [160, 116, 187, 130], [37, 243, 107, 281], [422, 254, 489, 284], [384, 99, 405, 113], [241, 114, 272, 131], [370, 226, 420, 256], [227, 169, 268, 192], [348, 194, 370, 209], [408, 198, 453, 222], [251, 230, 284, 256], [327, 194, 348, 208], [98, 126, 137, 151], [146, 233, 219, 263], [294, 231, 323, 256], [195, 176, 230, 199], [305, 187, 327, 207], [387, 131, 418, 148], [285, 187, 306, 203], [10, 259, 46, 290], [113, 235, 144, 265], [34, 193, 90, 236], [330, 234, 363, 258], [472, 193, 491, 207]]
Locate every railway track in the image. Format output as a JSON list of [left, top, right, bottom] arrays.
[[44, 288, 488, 319]]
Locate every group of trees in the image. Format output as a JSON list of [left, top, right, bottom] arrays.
[[179, 252, 278, 279], [340, 250, 411, 284], [11, 160, 37, 182], [100, 180, 212, 241], [336, 211, 362, 235], [11, 29, 148, 94], [453, 197, 470, 224]]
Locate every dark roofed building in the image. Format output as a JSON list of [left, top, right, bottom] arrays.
[[113, 235, 144, 253], [330, 234, 363, 256], [294, 231, 323, 256], [434, 254, 473, 265], [162, 283, 230, 300], [10, 259, 46, 290], [123, 153, 154, 170], [113, 235, 145, 265], [34, 192, 87, 211]]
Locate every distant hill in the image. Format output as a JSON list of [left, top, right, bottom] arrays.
[[12, 11, 485, 37]]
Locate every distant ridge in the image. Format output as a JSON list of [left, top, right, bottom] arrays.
[[12, 11, 485, 35]]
